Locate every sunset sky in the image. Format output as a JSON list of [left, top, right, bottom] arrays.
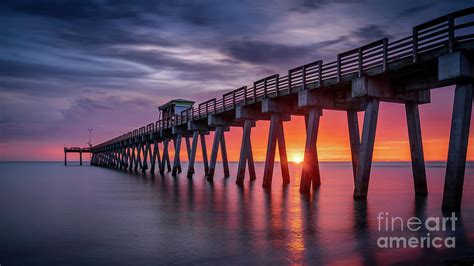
[[0, 0, 473, 162]]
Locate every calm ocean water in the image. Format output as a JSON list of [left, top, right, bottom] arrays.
[[0, 161, 473, 265]]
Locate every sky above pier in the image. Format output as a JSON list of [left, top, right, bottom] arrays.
[[0, 0, 473, 161]]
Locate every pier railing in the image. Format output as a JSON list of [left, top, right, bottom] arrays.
[[93, 7, 474, 150]]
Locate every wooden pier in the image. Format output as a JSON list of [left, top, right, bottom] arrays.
[[89, 8, 474, 211]]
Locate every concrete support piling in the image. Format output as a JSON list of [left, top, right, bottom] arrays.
[[277, 120, 290, 184], [220, 132, 230, 178], [207, 126, 223, 181], [353, 99, 380, 199], [172, 135, 182, 176], [187, 131, 199, 178], [248, 138, 256, 180], [185, 136, 191, 161], [262, 114, 279, 188], [130, 146, 135, 171], [236, 120, 256, 184], [405, 103, 428, 195], [347, 110, 361, 180], [442, 83, 473, 211], [300, 108, 322, 193], [150, 140, 158, 173], [161, 138, 171, 175], [142, 142, 150, 172], [200, 134, 209, 175], [262, 114, 289, 188], [134, 143, 141, 171]]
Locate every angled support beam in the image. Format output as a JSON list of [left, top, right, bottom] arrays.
[[300, 108, 322, 193], [134, 143, 141, 171], [220, 131, 230, 178], [262, 114, 289, 188], [150, 140, 160, 173], [405, 103, 428, 195], [207, 126, 223, 181], [117, 149, 121, 168], [129, 145, 135, 171], [353, 99, 380, 199], [147, 141, 153, 172], [122, 147, 128, 169], [127, 146, 131, 168], [187, 131, 199, 178], [442, 83, 473, 211], [142, 141, 150, 172], [185, 136, 191, 161], [172, 135, 182, 176], [138, 144, 144, 170], [278, 120, 290, 184], [117, 148, 121, 168], [262, 114, 279, 188], [161, 138, 171, 175], [248, 138, 256, 180], [200, 134, 209, 175], [236, 119, 255, 184], [347, 110, 361, 180], [109, 151, 114, 167]]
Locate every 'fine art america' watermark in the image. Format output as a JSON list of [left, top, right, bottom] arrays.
[[376, 212, 457, 249]]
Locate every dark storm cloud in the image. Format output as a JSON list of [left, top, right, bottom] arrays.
[[0, 58, 148, 79], [292, 0, 364, 12], [223, 38, 346, 66], [350, 25, 393, 43], [396, 3, 434, 19], [0, 0, 471, 151]]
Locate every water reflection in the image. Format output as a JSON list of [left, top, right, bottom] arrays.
[[0, 162, 473, 265], [123, 162, 474, 265]]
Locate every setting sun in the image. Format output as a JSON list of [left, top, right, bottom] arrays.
[[291, 154, 304, 163]]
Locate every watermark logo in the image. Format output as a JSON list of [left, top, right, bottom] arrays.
[[376, 212, 457, 248]]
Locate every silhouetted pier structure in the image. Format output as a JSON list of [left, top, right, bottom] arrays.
[[64, 147, 91, 166], [89, 8, 474, 211]]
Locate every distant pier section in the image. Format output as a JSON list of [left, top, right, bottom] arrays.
[[64, 147, 91, 166]]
